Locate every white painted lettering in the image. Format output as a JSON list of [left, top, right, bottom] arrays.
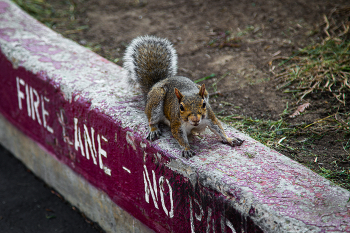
[[140, 142, 146, 148], [41, 95, 53, 133], [190, 198, 195, 233], [221, 216, 225, 233], [84, 124, 98, 164], [143, 171, 150, 204], [29, 87, 42, 125], [191, 199, 238, 233], [143, 165, 159, 209], [57, 110, 73, 145], [16, 79, 53, 131], [73, 118, 110, 174], [220, 215, 237, 233], [30, 87, 35, 120], [159, 176, 174, 218], [74, 118, 85, 157], [25, 84, 31, 117], [123, 166, 131, 173], [15, 78, 112, 174], [226, 219, 236, 233], [126, 131, 136, 150], [98, 135, 108, 169], [32, 88, 41, 125], [167, 179, 174, 218], [206, 207, 214, 233], [103, 166, 111, 176], [190, 197, 205, 231], [16, 77, 25, 110], [194, 199, 204, 221], [143, 166, 174, 218]]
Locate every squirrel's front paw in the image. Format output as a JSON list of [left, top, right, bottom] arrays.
[[224, 137, 244, 147], [182, 149, 195, 159], [147, 129, 161, 141]]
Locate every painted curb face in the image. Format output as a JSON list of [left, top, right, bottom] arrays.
[[0, 1, 349, 232]]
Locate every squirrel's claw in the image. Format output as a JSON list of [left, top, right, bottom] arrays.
[[182, 149, 195, 159], [224, 137, 244, 147], [147, 129, 161, 141]]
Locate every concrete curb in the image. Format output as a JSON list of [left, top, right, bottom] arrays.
[[0, 1, 349, 232], [0, 113, 153, 233]]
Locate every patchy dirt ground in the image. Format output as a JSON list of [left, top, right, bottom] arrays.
[[16, 0, 350, 189]]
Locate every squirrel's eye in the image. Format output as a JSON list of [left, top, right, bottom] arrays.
[[180, 104, 184, 111], [202, 102, 206, 108]]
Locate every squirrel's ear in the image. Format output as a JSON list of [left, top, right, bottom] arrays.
[[199, 84, 206, 98], [174, 88, 183, 102]]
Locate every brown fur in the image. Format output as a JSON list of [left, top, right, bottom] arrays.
[[124, 36, 244, 159]]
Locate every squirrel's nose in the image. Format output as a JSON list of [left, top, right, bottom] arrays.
[[190, 115, 201, 125]]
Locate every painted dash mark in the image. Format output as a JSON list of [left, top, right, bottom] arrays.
[[123, 166, 131, 173], [103, 166, 111, 176]]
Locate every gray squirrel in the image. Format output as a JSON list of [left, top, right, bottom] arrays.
[[123, 35, 243, 158]]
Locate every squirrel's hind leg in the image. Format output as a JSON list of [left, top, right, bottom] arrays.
[[145, 86, 167, 141]]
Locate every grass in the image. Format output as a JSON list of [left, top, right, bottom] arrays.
[[219, 113, 350, 190], [220, 115, 294, 145], [11, 0, 107, 53], [319, 167, 350, 189], [219, 36, 350, 189], [275, 7, 350, 106], [12, 0, 119, 60], [194, 73, 216, 83], [263, 10, 350, 190], [276, 39, 350, 105], [13, 0, 77, 28]]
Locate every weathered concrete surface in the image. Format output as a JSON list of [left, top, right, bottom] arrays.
[[0, 0, 349, 232]]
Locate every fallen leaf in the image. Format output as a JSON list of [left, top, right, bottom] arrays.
[[272, 50, 281, 57], [46, 214, 56, 219], [278, 137, 286, 144], [289, 102, 310, 118]]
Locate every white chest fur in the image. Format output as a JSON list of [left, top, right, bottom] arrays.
[[182, 119, 210, 135]]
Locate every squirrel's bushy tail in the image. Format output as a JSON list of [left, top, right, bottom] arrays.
[[123, 35, 178, 96]]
